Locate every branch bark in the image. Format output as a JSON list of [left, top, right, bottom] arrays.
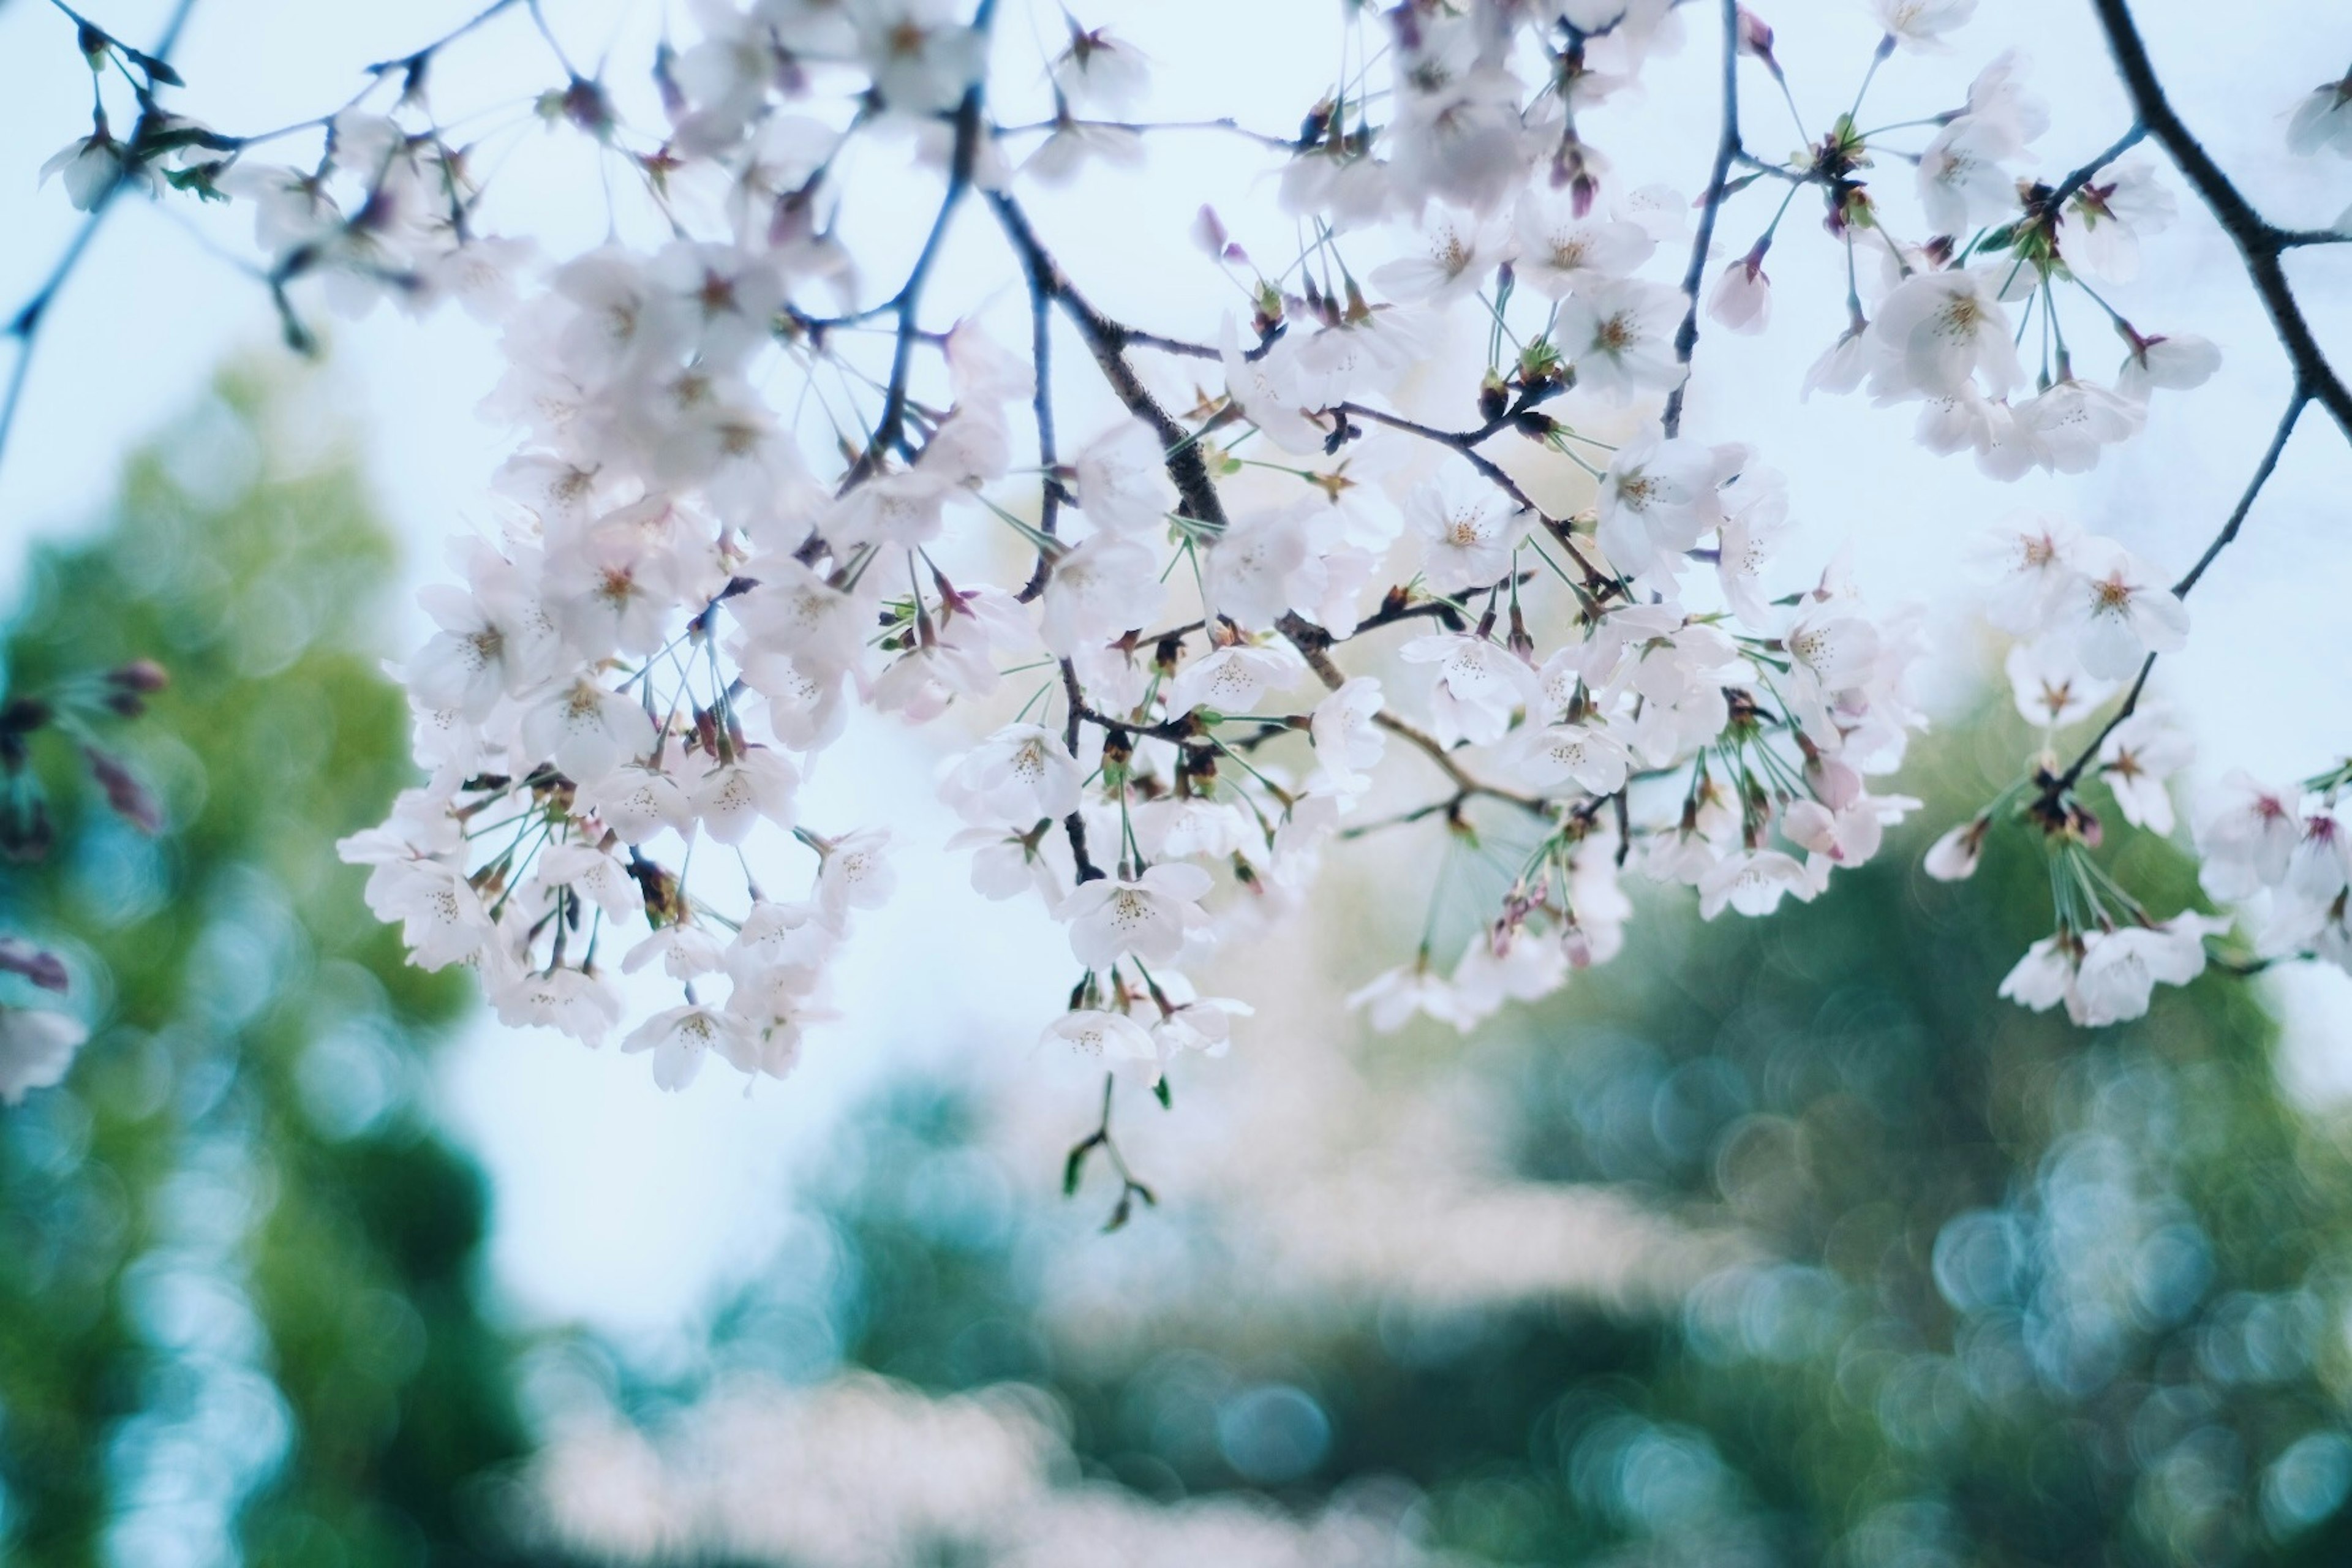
[[2088, 0, 2352, 440], [1660, 0, 1743, 440]]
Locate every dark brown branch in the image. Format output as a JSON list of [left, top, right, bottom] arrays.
[[1059, 657, 1102, 884], [846, 39, 995, 484], [2089, 0, 2352, 440], [1329, 401, 1619, 597], [1660, 0, 1742, 440], [990, 195, 1551, 818], [987, 190, 1229, 531], [2050, 393, 2304, 793], [2046, 123, 2147, 210], [1011, 224, 1066, 602]]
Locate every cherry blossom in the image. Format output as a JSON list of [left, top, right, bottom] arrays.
[[2097, 711, 2193, 833], [1058, 864, 1213, 971], [2053, 542, 2190, 681]]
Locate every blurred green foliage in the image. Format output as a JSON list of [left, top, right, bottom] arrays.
[[680, 712, 2352, 1567], [0, 371, 535, 1567]]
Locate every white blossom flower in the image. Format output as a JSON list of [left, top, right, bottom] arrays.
[[1964, 49, 2049, 146], [1971, 513, 2084, 633], [825, 468, 954, 551], [1387, 67, 1531, 217], [947, 825, 1068, 903], [1166, 641, 1304, 718], [1450, 927, 1569, 1025], [687, 747, 799, 845], [1594, 426, 1740, 581], [726, 900, 835, 979], [941, 724, 1083, 826], [1072, 418, 1176, 535], [524, 679, 658, 786], [1557, 279, 1687, 402], [2059, 159, 2175, 284], [2195, 772, 2301, 899], [1057, 862, 1214, 969], [1715, 465, 1792, 627], [2015, 379, 2143, 474], [1918, 116, 2026, 235], [2052, 541, 2188, 680], [1510, 192, 1654, 297], [40, 121, 144, 211], [1221, 320, 1330, 454], [1041, 1009, 1163, 1079], [2072, 915, 2223, 1026], [492, 967, 623, 1047], [578, 754, 693, 845], [1406, 466, 1528, 594], [2005, 637, 2114, 729], [622, 1003, 747, 1091], [1305, 677, 1386, 801], [369, 861, 496, 971], [1049, 22, 1151, 113], [1039, 533, 1163, 655], [1133, 796, 1251, 862], [1872, 0, 1978, 51], [1785, 604, 1882, 694], [623, 922, 726, 981], [1399, 633, 1540, 747], [1868, 268, 2022, 399], [537, 843, 647, 921], [1149, 989, 1251, 1061], [854, 0, 985, 113], [2116, 331, 2221, 401], [2097, 710, 2193, 832], [1370, 206, 1508, 303], [1504, 722, 1630, 795], [1698, 850, 1815, 919], [1803, 323, 1872, 399], [1924, 816, 1991, 881], [1706, 248, 1773, 334], [2286, 811, 2352, 906], [1201, 507, 1311, 632], [816, 829, 895, 922], [1999, 933, 2080, 1015], [1347, 962, 1467, 1033], [2288, 77, 2352, 158], [729, 561, 867, 673]]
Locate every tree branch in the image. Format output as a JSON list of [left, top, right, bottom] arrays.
[[2046, 123, 2147, 210], [2050, 393, 2305, 793], [2088, 0, 2352, 440], [987, 190, 1227, 530], [0, 0, 203, 481], [1660, 0, 1742, 440]]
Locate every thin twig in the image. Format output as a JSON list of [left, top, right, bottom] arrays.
[[2050, 393, 2305, 793], [2046, 123, 2147, 210], [0, 0, 203, 481], [2088, 0, 2352, 440], [1660, 0, 1742, 440]]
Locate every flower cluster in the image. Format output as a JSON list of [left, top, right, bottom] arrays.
[[31, 0, 2351, 1131], [2194, 767, 2352, 974], [1725, 46, 2221, 483], [276, 0, 1942, 1093]]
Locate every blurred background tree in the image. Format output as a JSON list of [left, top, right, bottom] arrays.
[[0, 370, 541, 1567], [571, 712, 2352, 1567]]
